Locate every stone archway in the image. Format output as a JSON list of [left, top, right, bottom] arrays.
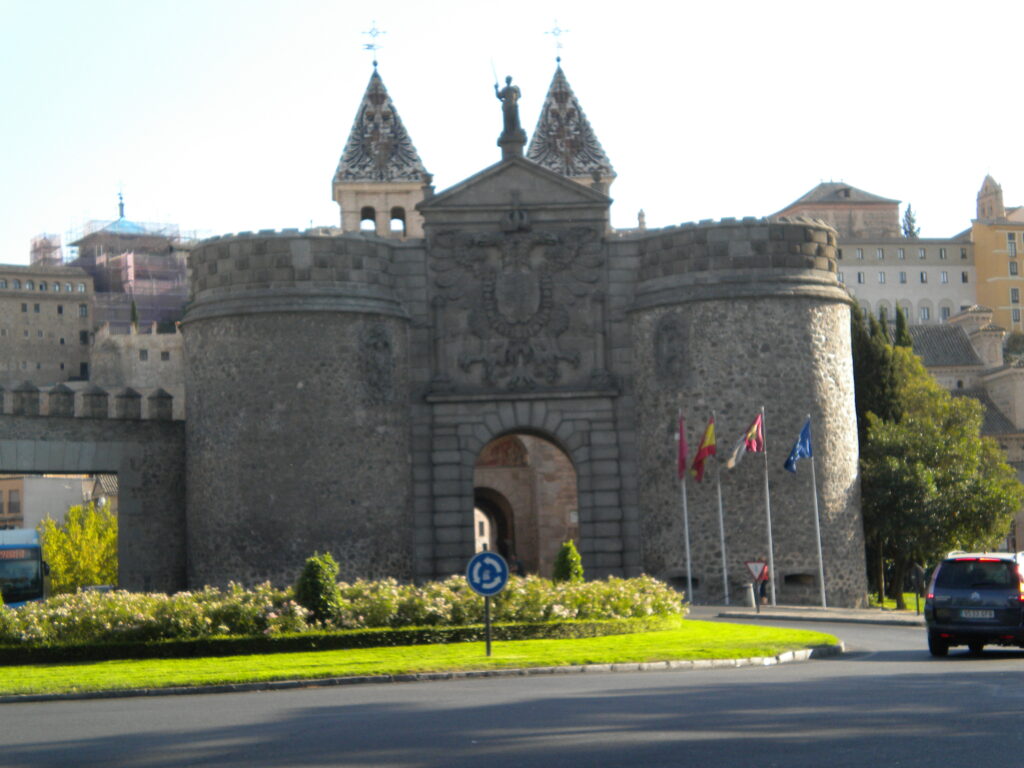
[[473, 434, 578, 577]]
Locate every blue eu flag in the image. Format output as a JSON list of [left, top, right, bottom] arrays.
[[784, 419, 813, 473]]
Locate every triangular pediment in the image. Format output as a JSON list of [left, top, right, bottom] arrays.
[[419, 157, 610, 212]]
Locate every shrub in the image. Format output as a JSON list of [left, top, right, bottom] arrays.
[[552, 540, 584, 583], [294, 552, 342, 624]]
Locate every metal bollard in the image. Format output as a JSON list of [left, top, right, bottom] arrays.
[[745, 582, 756, 609]]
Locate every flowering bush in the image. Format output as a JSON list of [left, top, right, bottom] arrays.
[[0, 575, 684, 647]]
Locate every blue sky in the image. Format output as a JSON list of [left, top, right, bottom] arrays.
[[1, 0, 1022, 264]]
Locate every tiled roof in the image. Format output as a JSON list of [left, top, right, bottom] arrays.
[[334, 69, 428, 183], [907, 325, 985, 368], [953, 389, 1019, 435], [782, 182, 899, 208], [526, 65, 614, 181]]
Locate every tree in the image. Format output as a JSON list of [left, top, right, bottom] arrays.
[[902, 204, 920, 239], [294, 552, 342, 624], [552, 540, 584, 583], [859, 347, 1024, 608], [37, 501, 118, 594], [893, 305, 913, 348], [850, 304, 900, 447]]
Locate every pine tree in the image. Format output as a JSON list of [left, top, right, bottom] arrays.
[[552, 540, 584, 583], [902, 205, 920, 239], [894, 305, 913, 348]]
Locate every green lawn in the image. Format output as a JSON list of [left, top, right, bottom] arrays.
[[868, 592, 925, 612], [0, 620, 837, 697]]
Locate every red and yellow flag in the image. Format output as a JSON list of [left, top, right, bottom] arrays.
[[690, 416, 716, 482]]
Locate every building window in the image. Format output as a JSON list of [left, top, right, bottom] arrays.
[[65, 283, 72, 292], [962, 272, 969, 283], [53, 282, 60, 292], [59, 337, 64, 345], [57, 304, 63, 315], [940, 271, 948, 284], [160, 351, 170, 361], [941, 306, 951, 320], [1010, 241, 1018, 259], [139, 349, 149, 361], [920, 271, 928, 283], [0, 279, 6, 289], [857, 272, 865, 284], [1015, 309, 1022, 323], [78, 304, 88, 317], [21, 303, 27, 313], [33, 303, 39, 313], [79, 330, 89, 345], [899, 271, 907, 284], [961, 247, 968, 259], [39, 281, 47, 291], [918, 248, 926, 259], [837, 272, 844, 283], [878, 272, 886, 283], [1012, 288, 1020, 304], [25, 280, 34, 290], [897, 248, 905, 260], [77, 283, 85, 293], [920, 307, 930, 321], [13, 280, 20, 289], [856, 248, 864, 259], [876, 248, 884, 259], [938, 248, 946, 260], [837, 249, 843, 259]]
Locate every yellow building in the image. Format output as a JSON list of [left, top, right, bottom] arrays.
[[971, 176, 1024, 331]]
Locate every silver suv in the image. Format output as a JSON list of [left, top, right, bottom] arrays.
[[925, 552, 1024, 656]]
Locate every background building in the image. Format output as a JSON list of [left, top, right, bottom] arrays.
[[0, 264, 94, 387], [971, 176, 1024, 332]]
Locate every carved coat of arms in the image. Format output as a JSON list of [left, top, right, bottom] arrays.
[[430, 226, 603, 391]]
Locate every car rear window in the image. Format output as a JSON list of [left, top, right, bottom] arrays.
[[935, 560, 1018, 589]]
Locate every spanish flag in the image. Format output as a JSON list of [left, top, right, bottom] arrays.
[[726, 413, 765, 469], [690, 416, 716, 482]]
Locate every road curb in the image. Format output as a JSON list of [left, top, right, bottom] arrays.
[[717, 610, 924, 627], [0, 642, 843, 704]]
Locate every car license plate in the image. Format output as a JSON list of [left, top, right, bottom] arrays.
[[961, 609, 994, 619]]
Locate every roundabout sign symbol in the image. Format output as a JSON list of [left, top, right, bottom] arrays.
[[466, 551, 510, 656], [467, 551, 509, 597]]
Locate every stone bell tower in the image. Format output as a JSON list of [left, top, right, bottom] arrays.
[[332, 65, 431, 239]]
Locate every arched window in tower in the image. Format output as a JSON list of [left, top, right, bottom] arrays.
[[359, 206, 376, 232], [389, 206, 406, 236]]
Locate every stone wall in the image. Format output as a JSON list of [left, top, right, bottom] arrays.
[[0, 385, 185, 592], [183, 231, 413, 587]]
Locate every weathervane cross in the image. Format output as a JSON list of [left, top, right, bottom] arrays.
[[362, 20, 386, 67], [546, 20, 569, 62]]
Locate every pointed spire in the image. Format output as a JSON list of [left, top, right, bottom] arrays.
[[527, 65, 615, 186], [334, 69, 428, 184]]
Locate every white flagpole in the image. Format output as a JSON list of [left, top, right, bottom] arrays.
[[713, 411, 729, 605], [807, 415, 827, 607], [678, 410, 693, 603], [761, 405, 776, 607], [681, 474, 693, 603]]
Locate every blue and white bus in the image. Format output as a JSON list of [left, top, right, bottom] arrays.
[[0, 529, 47, 608]]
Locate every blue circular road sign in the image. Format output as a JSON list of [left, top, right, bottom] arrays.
[[466, 551, 509, 597]]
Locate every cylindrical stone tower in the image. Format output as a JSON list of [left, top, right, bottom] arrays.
[[181, 229, 413, 587], [631, 216, 868, 607]]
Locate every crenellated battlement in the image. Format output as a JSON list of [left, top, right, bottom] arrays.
[[631, 216, 843, 310], [0, 382, 175, 421], [185, 229, 408, 323]]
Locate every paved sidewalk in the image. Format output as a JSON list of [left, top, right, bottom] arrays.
[[690, 603, 925, 627]]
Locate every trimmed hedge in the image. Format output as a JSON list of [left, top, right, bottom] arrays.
[[0, 616, 679, 666]]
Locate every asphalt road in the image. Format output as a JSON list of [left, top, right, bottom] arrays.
[[3, 618, 1024, 767]]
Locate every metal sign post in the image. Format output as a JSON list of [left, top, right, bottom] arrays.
[[466, 551, 510, 657]]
